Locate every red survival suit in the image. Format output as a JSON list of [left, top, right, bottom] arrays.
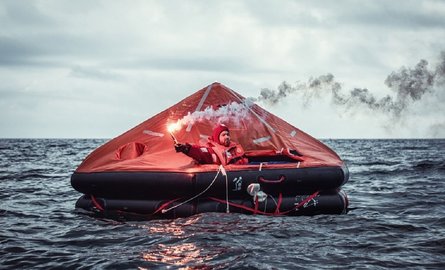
[[177, 124, 248, 165], [186, 140, 248, 165]]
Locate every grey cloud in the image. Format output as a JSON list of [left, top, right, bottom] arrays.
[[0, 31, 265, 74], [69, 65, 124, 81], [0, 34, 121, 67], [340, 2, 445, 29], [241, 0, 328, 27], [0, 0, 53, 26], [0, 37, 47, 66], [243, 0, 445, 29], [0, 2, 128, 67], [113, 56, 270, 74]]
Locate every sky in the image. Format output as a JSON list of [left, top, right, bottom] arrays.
[[1, 0, 445, 139]]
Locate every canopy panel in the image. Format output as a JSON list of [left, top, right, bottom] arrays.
[[75, 82, 343, 173]]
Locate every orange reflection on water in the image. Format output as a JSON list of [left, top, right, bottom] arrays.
[[142, 242, 216, 267], [142, 216, 202, 237], [139, 216, 226, 268]]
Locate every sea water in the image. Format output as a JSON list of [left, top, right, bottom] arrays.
[[1, 139, 444, 269]]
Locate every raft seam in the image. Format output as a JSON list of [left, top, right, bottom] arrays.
[[227, 87, 276, 133], [186, 84, 212, 132]]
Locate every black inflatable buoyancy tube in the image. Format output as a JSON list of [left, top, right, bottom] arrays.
[[75, 189, 348, 219], [71, 165, 349, 200], [71, 171, 195, 199]]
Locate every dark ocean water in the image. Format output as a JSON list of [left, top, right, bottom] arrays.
[[1, 138, 444, 269]]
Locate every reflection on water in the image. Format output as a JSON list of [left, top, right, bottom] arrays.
[[142, 242, 217, 268], [136, 214, 279, 268], [138, 215, 244, 268], [140, 216, 214, 267], [141, 215, 202, 237]]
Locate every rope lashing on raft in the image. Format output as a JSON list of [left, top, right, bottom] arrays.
[[161, 165, 230, 214], [88, 163, 320, 216], [209, 190, 319, 216]]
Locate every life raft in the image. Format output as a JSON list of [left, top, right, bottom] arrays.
[[71, 82, 350, 219], [72, 152, 349, 218]]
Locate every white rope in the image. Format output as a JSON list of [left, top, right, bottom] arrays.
[[225, 172, 229, 213], [162, 165, 223, 213], [268, 194, 278, 208], [263, 196, 268, 212]]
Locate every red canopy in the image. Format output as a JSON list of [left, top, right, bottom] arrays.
[[76, 82, 343, 173]]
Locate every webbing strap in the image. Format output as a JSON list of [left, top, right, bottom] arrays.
[[209, 197, 275, 216], [210, 190, 319, 216], [90, 195, 104, 211], [154, 197, 184, 215], [279, 191, 320, 215], [253, 196, 259, 215]]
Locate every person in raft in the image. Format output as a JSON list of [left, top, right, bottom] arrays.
[[175, 124, 248, 165]]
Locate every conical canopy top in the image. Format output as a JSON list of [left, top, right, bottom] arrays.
[[76, 82, 343, 173]]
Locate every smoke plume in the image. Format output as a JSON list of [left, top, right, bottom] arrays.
[[256, 52, 445, 121], [169, 101, 251, 132], [257, 74, 343, 107]]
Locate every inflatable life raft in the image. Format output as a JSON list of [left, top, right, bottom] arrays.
[[71, 82, 349, 219]]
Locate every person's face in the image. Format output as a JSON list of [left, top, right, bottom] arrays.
[[219, 130, 231, 146]]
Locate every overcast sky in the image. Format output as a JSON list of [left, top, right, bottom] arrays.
[[1, 0, 445, 139]]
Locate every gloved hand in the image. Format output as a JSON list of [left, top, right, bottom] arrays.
[[175, 143, 191, 153]]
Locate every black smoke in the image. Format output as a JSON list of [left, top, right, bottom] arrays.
[[257, 74, 342, 107], [256, 51, 445, 121]]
